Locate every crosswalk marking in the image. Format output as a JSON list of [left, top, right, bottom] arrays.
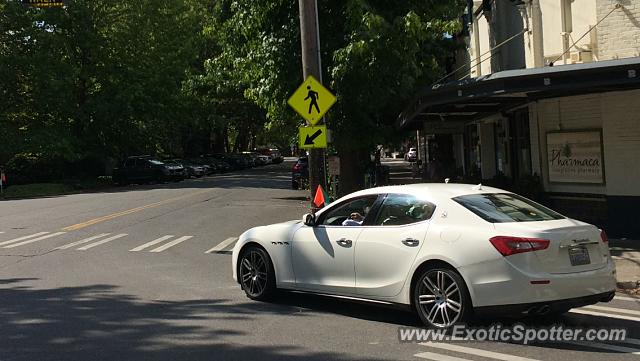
[[0, 232, 49, 247], [419, 342, 540, 361], [565, 340, 640, 355], [615, 295, 640, 302], [570, 308, 640, 322], [415, 352, 473, 361], [583, 305, 640, 316], [149, 236, 192, 253], [130, 235, 174, 252], [55, 233, 111, 250], [77, 234, 128, 251], [4, 232, 66, 249], [205, 237, 238, 254]]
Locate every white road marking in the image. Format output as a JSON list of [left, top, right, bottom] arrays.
[[0, 232, 49, 246], [415, 351, 473, 361], [565, 341, 640, 355], [149, 236, 192, 253], [4, 232, 66, 248], [619, 338, 640, 347], [77, 234, 127, 251], [55, 234, 111, 250], [129, 235, 174, 252], [570, 308, 640, 322], [205, 237, 238, 254], [615, 295, 640, 302], [420, 342, 540, 361], [583, 305, 640, 317]]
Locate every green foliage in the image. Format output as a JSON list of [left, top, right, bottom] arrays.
[[1, 0, 466, 190]]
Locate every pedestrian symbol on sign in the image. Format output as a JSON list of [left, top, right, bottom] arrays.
[[287, 76, 336, 125], [305, 86, 320, 114]]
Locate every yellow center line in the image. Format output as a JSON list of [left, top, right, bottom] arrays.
[[62, 189, 211, 231]]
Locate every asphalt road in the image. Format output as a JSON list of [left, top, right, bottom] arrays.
[[0, 160, 638, 361]]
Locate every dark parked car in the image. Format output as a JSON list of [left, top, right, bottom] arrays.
[[172, 159, 205, 178], [291, 156, 309, 189], [113, 156, 181, 185]]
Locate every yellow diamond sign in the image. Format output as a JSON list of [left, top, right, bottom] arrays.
[[288, 76, 336, 125], [299, 125, 327, 149]]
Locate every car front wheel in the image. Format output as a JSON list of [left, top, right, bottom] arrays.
[[239, 246, 276, 301], [414, 267, 471, 328]]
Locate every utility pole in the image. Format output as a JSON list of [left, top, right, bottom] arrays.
[[298, 0, 327, 210]]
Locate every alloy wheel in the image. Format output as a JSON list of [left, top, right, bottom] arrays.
[[416, 270, 463, 328], [239, 250, 269, 297]]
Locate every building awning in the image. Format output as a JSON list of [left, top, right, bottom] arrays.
[[398, 57, 640, 130]]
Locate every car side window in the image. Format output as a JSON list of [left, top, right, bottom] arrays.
[[318, 196, 378, 226], [374, 194, 436, 226]]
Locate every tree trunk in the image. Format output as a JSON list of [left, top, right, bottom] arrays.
[[337, 146, 368, 196]]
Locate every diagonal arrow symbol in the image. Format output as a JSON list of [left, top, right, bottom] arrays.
[[304, 129, 323, 145]]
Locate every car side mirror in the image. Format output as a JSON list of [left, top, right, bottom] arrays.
[[303, 213, 316, 226]]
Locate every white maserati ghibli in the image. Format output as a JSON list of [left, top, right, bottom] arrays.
[[231, 183, 616, 328]]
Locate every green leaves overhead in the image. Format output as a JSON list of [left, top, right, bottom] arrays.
[[1, 0, 465, 184]]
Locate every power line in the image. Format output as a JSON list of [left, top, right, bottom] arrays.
[[549, 3, 622, 66]]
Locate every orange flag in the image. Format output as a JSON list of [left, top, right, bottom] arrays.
[[313, 184, 327, 207]]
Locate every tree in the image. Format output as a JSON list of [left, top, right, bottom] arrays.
[[206, 0, 466, 194]]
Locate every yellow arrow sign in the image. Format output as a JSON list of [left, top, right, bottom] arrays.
[[299, 126, 327, 149], [288, 76, 336, 125]]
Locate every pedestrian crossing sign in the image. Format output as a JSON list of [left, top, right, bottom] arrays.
[[287, 75, 336, 125]]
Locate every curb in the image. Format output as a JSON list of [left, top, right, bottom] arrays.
[[617, 281, 640, 290]]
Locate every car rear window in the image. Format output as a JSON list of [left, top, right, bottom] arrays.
[[453, 193, 564, 223]]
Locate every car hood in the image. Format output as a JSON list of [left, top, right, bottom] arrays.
[[240, 220, 304, 243]]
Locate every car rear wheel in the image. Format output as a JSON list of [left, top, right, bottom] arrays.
[[239, 246, 276, 301], [414, 267, 472, 329]]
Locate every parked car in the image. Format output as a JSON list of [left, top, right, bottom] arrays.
[[405, 148, 417, 162], [162, 160, 187, 181], [231, 183, 615, 329], [258, 148, 283, 164], [257, 154, 272, 165], [113, 156, 179, 185], [173, 159, 205, 178], [291, 156, 309, 189]]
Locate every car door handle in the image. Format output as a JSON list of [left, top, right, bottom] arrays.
[[336, 238, 353, 247], [401, 238, 420, 247]]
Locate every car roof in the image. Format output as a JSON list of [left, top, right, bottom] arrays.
[[345, 183, 508, 200]]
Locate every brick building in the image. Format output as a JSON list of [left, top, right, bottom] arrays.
[[398, 0, 640, 237]]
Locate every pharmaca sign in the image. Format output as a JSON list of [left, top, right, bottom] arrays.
[[547, 130, 604, 184]]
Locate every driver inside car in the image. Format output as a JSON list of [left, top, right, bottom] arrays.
[[342, 212, 364, 226]]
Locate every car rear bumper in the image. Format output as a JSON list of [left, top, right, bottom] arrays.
[[459, 258, 616, 308], [475, 290, 615, 317]]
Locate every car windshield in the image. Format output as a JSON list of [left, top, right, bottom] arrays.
[[453, 193, 565, 223]]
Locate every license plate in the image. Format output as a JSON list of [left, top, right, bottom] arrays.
[[569, 246, 591, 266]]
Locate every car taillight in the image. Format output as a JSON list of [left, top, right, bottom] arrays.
[[489, 236, 550, 257], [600, 230, 608, 244]]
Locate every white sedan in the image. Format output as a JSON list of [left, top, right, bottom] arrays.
[[231, 183, 616, 328]]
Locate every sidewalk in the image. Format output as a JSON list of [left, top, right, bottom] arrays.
[[609, 239, 640, 290], [382, 158, 423, 185]]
